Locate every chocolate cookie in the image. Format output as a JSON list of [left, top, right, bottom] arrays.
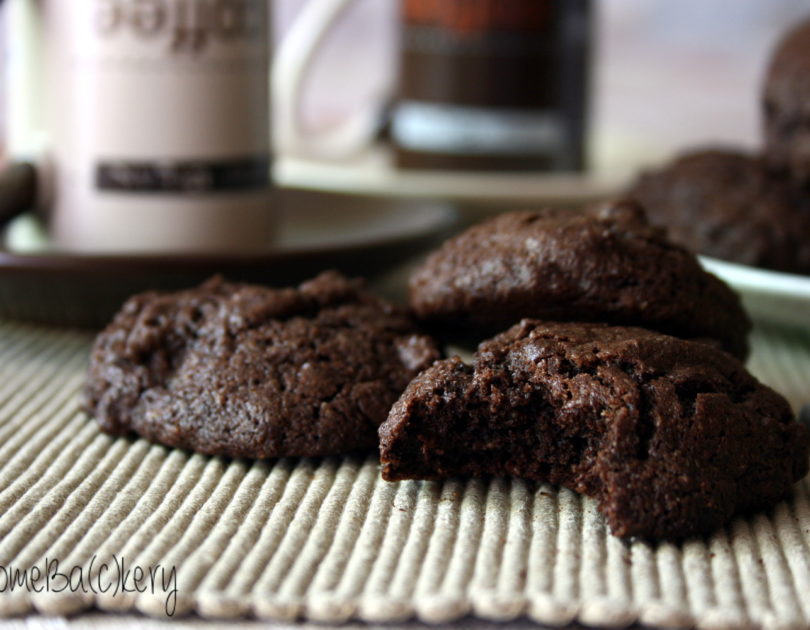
[[379, 320, 809, 540], [628, 149, 810, 275], [84, 271, 441, 459], [409, 202, 751, 359], [764, 19, 810, 182]]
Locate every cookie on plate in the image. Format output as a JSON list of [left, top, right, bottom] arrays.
[[409, 201, 751, 359], [379, 320, 809, 540], [764, 19, 810, 182], [84, 271, 441, 459], [628, 149, 810, 275]]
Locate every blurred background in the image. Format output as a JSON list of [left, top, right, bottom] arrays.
[[1, 0, 810, 327], [2, 0, 810, 166], [273, 0, 808, 172]]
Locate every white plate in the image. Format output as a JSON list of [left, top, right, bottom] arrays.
[[700, 256, 810, 329], [274, 142, 636, 206]]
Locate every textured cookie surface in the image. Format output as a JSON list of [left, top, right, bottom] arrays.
[[380, 320, 809, 540], [628, 149, 810, 275], [764, 19, 810, 182], [84, 271, 441, 458], [409, 202, 751, 359]]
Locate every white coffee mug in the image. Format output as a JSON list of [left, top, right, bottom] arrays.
[[5, 0, 276, 253]]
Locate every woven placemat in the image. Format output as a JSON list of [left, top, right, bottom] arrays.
[[0, 320, 809, 629]]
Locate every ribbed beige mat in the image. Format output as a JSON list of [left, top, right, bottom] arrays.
[[0, 321, 809, 629]]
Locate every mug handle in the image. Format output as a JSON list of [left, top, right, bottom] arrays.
[[273, 0, 382, 160]]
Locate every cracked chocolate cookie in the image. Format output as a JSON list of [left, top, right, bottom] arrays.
[[84, 271, 442, 459], [409, 201, 751, 359], [628, 149, 810, 275], [379, 320, 809, 540]]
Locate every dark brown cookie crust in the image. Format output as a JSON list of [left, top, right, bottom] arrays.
[[764, 19, 810, 182], [409, 202, 751, 359], [628, 149, 810, 275], [84, 271, 441, 459], [380, 320, 809, 540]]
